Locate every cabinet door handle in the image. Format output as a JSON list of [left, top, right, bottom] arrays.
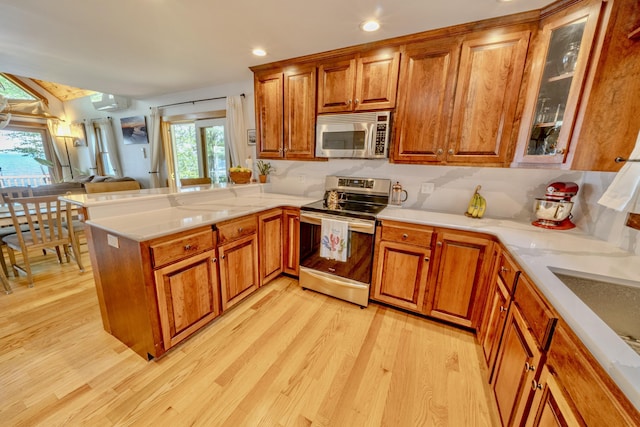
[[402, 233, 409, 240], [499, 305, 507, 312], [524, 362, 536, 372], [448, 148, 454, 155], [531, 379, 543, 391], [424, 257, 429, 262], [346, 99, 352, 105], [221, 254, 226, 259], [500, 266, 509, 273], [354, 98, 359, 104], [212, 258, 217, 263], [437, 148, 444, 155], [184, 244, 197, 251], [436, 242, 442, 247], [238, 227, 243, 233]]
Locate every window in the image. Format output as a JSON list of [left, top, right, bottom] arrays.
[[0, 124, 56, 186], [0, 74, 37, 100], [168, 116, 228, 184]]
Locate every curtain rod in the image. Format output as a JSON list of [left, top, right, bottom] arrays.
[[153, 93, 245, 110]]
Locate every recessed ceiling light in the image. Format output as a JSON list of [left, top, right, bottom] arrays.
[[252, 48, 267, 57], [361, 20, 380, 32]]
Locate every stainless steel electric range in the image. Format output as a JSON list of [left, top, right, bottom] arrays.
[[299, 176, 391, 307]]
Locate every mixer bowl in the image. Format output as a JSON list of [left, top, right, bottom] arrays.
[[533, 199, 574, 222]]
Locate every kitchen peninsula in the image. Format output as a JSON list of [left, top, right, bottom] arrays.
[[68, 183, 640, 424]]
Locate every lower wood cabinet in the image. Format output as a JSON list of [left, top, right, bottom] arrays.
[[282, 208, 300, 276], [219, 232, 259, 312], [371, 221, 433, 313], [524, 364, 583, 427], [427, 230, 494, 328], [154, 249, 220, 351], [258, 209, 283, 285], [492, 302, 544, 426]]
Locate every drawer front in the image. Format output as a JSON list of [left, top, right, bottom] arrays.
[[217, 215, 257, 245], [514, 274, 557, 351], [497, 251, 520, 293], [380, 221, 433, 247], [151, 229, 215, 268]]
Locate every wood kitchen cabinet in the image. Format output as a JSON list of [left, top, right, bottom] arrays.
[[392, 26, 530, 166], [85, 225, 219, 359], [491, 274, 558, 425], [525, 320, 640, 426], [391, 37, 461, 163], [254, 65, 316, 159], [371, 221, 434, 313], [317, 49, 400, 114], [513, 0, 608, 167], [426, 229, 494, 328], [479, 248, 521, 380], [258, 208, 283, 285], [282, 207, 300, 276], [217, 215, 260, 311]]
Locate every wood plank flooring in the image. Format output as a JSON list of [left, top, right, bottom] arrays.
[[0, 249, 500, 426]]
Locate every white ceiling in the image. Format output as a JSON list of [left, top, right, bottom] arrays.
[[0, 0, 551, 99]]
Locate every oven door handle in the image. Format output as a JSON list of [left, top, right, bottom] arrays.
[[299, 211, 376, 235]]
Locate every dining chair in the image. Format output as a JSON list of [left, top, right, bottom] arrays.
[[180, 177, 212, 186], [0, 186, 34, 277], [3, 195, 83, 287], [84, 181, 141, 193]]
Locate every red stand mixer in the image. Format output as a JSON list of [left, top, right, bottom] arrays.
[[532, 182, 579, 230]]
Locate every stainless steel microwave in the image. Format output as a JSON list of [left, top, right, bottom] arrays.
[[315, 111, 391, 159]]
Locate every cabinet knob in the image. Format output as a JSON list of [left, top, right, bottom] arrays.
[[524, 362, 536, 372], [354, 98, 359, 104], [184, 244, 197, 251], [437, 148, 444, 155], [238, 227, 243, 233], [499, 305, 507, 312], [221, 254, 226, 259], [347, 99, 352, 105], [500, 266, 509, 273], [212, 258, 217, 263], [531, 379, 543, 391], [556, 148, 565, 154], [283, 147, 288, 153], [402, 233, 408, 240], [448, 149, 454, 155], [436, 242, 442, 247], [424, 257, 429, 262]]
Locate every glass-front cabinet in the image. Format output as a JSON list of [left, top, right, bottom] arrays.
[[513, 0, 604, 166]]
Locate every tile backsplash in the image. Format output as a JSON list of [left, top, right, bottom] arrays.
[[262, 159, 639, 255]]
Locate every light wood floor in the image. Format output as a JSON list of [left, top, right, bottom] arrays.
[[0, 249, 500, 426]]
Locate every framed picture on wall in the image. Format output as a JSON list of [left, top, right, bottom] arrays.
[[247, 129, 256, 145], [120, 116, 149, 144]]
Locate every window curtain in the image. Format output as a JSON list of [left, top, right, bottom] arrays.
[[148, 107, 164, 188], [225, 95, 246, 168], [94, 118, 123, 177], [45, 119, 64, 183], [84, 120, 99, 176]]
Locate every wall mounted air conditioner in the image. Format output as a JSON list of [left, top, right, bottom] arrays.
[[90, 93, 130, 112]]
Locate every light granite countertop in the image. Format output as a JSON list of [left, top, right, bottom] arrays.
[[78, 188, 640, 410]]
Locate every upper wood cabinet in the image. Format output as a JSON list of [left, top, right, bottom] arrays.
[[513, 0, 606, 167], [392, 27, 530, 166], [391, 38, 461, 163], [448, 28, 530, 165], [255, 65, 316, 159], [317, 49, 400, 114]]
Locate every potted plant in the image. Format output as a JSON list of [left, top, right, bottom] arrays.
[[256, 160, 275, 183]]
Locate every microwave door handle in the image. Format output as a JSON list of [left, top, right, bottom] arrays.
[[366, 123, 376, 157]]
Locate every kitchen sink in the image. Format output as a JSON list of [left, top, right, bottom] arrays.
[[549, 268, 640, 355]]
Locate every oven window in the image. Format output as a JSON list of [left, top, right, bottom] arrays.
[[322, 130, 366, 150], [299, 220, 374, 284]]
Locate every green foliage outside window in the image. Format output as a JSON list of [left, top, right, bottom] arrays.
[[0, 75, 36, 100]]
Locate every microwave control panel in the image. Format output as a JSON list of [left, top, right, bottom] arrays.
[[374, 113, 390, 156]]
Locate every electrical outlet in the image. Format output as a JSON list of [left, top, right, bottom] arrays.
[[421, 182, 435, 194]]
